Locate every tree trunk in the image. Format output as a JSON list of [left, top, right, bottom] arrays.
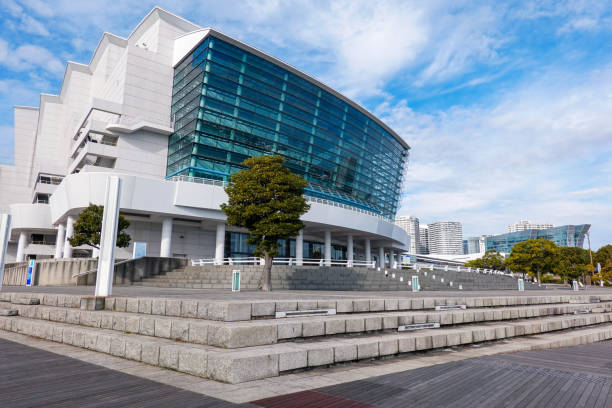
[[537, 270, 541, 286], [262, 251, 273, 291]]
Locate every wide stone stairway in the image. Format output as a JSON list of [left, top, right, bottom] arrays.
[[1, 291, 611, 384], [133, 264, 542, 291]]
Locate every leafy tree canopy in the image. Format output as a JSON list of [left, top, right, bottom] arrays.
[[221, 155, 310, 291], [465, 250, 505, 270], [505, 238, 559, 284], [595, 245, 612, 267], [68, 204, 131, 250], [555, 246, 592, 281], [593, 262, 612, 285]]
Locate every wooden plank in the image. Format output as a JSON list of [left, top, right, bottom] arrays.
[[0, 338, 243, 408]]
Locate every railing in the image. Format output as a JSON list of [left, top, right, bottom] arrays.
[[167, 175, 228, 187], [304, 196, 392, 221], [30, 240, 56, 245], [38, 176, 63, 185], [191, 257, 376, 268], [167, 175, 392, 221], [404, 262, 513, 277]]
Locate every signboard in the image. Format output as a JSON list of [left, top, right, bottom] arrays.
[[26, 259, 35, 286], [132, 242, 147, 259], [402, 254, 412, 264], [232, 269, 240, 292], [572, 280, 579, 291], [517, 278, 524, 292], [411, 275, 419, 292]]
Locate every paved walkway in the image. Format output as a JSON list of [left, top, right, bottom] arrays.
[[5, 285, 610, 300], [1, 332, 610, 407]]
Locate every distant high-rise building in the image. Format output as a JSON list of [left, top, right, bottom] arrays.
[[486, 224, 590, 253], [395, 216, 420, 254], [507, 220, 553, 233], [463, 235, 492, 254], [419, 225, 429, 254], [464, 237, 480, 254], [428, 222, 463, 255]]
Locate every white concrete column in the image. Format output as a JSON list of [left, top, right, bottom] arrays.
[[215, 222, 225, 265], [54, 224, 65, 259], [324, 230, 332, 266], [95, 176, 121, 297], [160, 217, 173, 258], [16, 231, 28, 262], [378, 246, 385, 268], [63, 216, 75, 259], [365, 239, 371, 266], [391, 251, 397, 269], [0, 214, 11, 291], [347, 235, 354, 267], [296, 229, 303, 266]]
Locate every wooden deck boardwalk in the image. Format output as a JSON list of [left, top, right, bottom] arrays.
[[0, 338, 251, 408], [1, 336, 610, 407], [253, 341, 612, 408]]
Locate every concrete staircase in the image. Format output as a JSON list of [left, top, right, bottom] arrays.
[[133, 264, 542, 291], [1, 291, 611, 383]]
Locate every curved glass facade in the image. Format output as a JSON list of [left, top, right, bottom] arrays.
[[485, 224, 590, 253], [168, 35, 409, 219]]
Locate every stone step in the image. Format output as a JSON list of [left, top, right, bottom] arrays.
[[1, 299, 609, 349], [2, 291, 608, 321], [1, 312, 611, 383], [137, 266, 540, 292]]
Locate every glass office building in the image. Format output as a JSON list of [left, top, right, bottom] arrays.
[[485, 224, 591, 253], [167, 35, 409, 220]]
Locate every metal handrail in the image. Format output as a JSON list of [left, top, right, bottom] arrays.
[[404, 262, 513, 277], [191, 257, 376, 268], [71, 258, 132, 278]]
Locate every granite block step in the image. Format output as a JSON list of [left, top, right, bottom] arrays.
[[1, 312, 611, 383], [1, 299, 609, 349]]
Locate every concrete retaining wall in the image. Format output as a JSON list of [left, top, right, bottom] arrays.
[[2, 264, 28, 286], [77, 257, 188, 286], [36, 259, 98, 286], [2, 257, 187, 286]]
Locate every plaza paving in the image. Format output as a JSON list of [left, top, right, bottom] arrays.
[[0, 331, 610, 407]]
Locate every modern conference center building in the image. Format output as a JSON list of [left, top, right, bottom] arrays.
[[0, 7, 410, 267]]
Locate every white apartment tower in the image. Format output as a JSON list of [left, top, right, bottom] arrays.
[[428, 221, 463, 255], [394, 216, 420, 254], [506, 220, 553, 233]]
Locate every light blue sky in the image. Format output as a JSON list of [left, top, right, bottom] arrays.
[[0, 0, 610, 249]]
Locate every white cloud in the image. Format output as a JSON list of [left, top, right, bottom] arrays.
[[203, 1, 508, 99], [0, 39, 64, 75], [1, 0, 49, 36], [383, 65, 612, 248], [0, 1, 513, 100], [18, 14, 49, 36]]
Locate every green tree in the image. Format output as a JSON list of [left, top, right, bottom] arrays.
[[593, 245, 612, 285], [68, 204, 131, 250], [221, 155, 310, 291], [555, 246, 592, 283], [505, 238, 559, 285], [465, 250, 505, 270], [595, 244, 612, 267]]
